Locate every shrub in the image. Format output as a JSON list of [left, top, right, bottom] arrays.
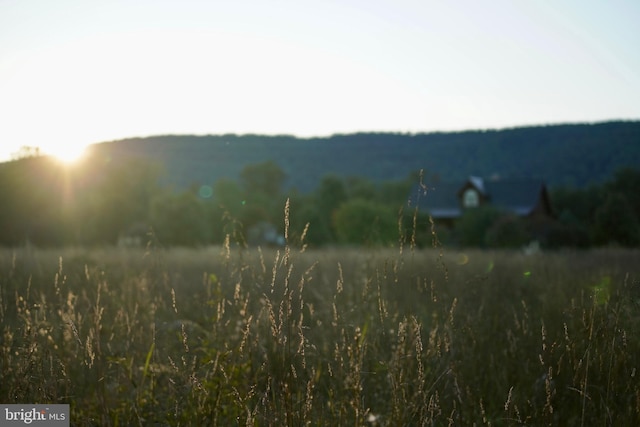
[[485, 214, 531, 248], [592, 192, 640, 247], [455, 206, 502, 247]]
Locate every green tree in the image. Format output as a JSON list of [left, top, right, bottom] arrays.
[[550, 185, 603, 229], [0, 156, 75, 246], [79, 159, 161, 244], [149, 191, 211, 246], [288, 196, 331, 247], [592, 192, 640, 247], [240, 161, 287, 199], [605, 167, 640, 219], [455, 206, 502, 247], [545, 211, 591, 248], [333, 199, 396, 246], [379, 178, 413, 207], [345, 176, 376, 200], [315, 174, 348, 241], [213, 178, 245, 217], [484, 214, 531, 248], [10, 145, 42, 160], [238, 161, 288, 229], [317, 174, 348, 215]]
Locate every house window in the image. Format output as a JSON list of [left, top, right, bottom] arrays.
[[463, 188, 479, 208]]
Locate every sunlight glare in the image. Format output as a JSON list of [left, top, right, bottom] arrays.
[[47, 143, 87, 164]]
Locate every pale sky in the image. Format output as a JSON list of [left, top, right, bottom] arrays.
[[1, 0, 638, 162]]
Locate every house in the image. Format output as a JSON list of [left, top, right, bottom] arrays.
[[408, 176, 554, 228]]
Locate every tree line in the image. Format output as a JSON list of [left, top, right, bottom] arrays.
[[90, 122, 640, 194], [0, 153, 638, 248]]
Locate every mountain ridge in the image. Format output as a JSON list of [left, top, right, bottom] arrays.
[[85, 120, 640, 192]]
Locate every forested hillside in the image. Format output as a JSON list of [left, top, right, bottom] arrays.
[[87, 121, 640, 192], [1, 121, 639, 248]]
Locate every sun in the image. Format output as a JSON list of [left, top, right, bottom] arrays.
[[46, 143, 87, 164]]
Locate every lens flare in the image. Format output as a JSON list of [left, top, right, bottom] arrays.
[[198, 185, 213, 199], [592, 276, 611, 305], [486, 261, 494, 273]]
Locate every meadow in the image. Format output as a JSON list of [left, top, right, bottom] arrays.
[[1, 239, 639, 426]]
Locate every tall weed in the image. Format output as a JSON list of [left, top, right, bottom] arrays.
[[1, 239, 638, 425]]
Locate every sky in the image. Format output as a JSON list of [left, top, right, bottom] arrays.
[[1, 0, 639, 162]]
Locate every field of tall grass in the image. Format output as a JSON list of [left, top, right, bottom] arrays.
[[1, 237, 639, 425]]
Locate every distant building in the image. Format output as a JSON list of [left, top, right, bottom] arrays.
[[247, 221, 286, 247], [117, 222, 152, 248], [408, 176, 555, 228]]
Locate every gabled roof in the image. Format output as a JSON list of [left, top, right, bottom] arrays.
[[468, 176, 486, 194], [408, 177, 549, 219]]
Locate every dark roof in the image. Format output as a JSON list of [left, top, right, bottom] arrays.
[[409, 181, 463, 218], [409, 177, 548, 218]]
